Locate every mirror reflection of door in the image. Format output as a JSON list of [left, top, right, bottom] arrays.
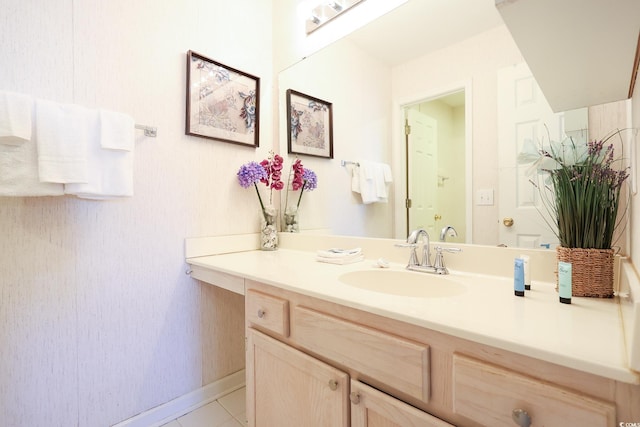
[[407, 109, 438, 237], [405, 91, 466, 242], [497, 62, 581, 249]]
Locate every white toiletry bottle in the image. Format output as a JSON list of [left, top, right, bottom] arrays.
[[558, 261, 572, 304]]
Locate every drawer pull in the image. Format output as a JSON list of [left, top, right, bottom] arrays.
[[328, 379, 338, 391], [350, 392, 361, 404], [257, 309, 266, 318], [511, 409, 531, 427]]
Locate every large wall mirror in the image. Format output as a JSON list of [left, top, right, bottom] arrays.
[[278, 0, 588, 248]]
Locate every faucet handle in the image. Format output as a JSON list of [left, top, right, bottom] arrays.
[[395, 242, 419, 266], [440, 247, 462, 254], [433, 246, 462, 274]]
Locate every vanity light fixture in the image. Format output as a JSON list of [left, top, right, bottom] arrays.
[[329, 1, 343, 12], [306, 0, 365, 34]]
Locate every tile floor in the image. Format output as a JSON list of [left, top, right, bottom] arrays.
[[161, 387, 247, 427]]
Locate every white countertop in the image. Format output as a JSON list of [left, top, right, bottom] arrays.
[[186, 244, 639, 385]]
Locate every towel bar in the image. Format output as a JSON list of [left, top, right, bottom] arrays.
[[135, 124, 157, 137], [341, 160, 360, 167]]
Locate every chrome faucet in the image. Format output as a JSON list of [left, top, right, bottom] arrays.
[[396, 228, 461, 275], [406, 228, 432, 268], [440, 225, 458, 241]]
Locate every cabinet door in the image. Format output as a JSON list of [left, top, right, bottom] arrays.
[[246, 328, 349, 427], [350, 380, 454, 427]]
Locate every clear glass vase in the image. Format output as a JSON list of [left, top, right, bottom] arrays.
[[260, 206, 278, 250], [283, 206, 300, 233]]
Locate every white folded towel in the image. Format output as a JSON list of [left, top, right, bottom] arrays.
[[99, 109, 135, 151], [0, 91, 33, 145], [316, 248, 364, 265], [0, 139, 64, 196], [316, 254, 364, 265], [35, 99, 91, 183], [316, 248, 362, 258], [64, 109, 134, 199]]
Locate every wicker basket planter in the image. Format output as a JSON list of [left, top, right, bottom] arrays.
[[556, 247, 614, 298]]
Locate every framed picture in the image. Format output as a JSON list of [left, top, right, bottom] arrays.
[[286, 89, 333, 158], [185, 50, 260, 147]]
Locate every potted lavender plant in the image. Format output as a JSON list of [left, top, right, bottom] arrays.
[[518, 130, 629, 297]]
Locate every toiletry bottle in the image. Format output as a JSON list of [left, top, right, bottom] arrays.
[[558, 261, 572, 304], [520, 254, 531, 290], [514, 258, 525, 297]]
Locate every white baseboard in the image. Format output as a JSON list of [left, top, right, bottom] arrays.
[[112, 369, 246, 427]]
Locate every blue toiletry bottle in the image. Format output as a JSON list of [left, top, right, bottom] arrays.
[[514, 258, 525, 297]]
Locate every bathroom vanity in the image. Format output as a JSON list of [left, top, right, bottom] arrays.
[[185, 234, 640, 426]]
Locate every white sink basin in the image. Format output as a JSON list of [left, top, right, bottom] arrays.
[[339, 269, 467, 298]]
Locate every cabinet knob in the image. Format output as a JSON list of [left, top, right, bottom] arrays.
[[257, 309, 266, 318], [328, 379, 338, 391], [512, 409, 531, 427], [349, 392, 360, 404]]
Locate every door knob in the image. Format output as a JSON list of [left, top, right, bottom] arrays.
[[503, 217, 514, 227], [434, 214, 442, 221]]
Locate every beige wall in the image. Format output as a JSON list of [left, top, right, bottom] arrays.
[[0, 0, 271, 425]]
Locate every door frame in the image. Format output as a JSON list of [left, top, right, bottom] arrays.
[[391, 80, 473, 241]]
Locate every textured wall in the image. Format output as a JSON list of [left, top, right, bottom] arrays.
[[0, 0, 272, 425]]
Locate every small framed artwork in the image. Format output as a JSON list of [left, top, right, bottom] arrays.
[[185, 50, 260, 147], [286, 89, 333, 158]]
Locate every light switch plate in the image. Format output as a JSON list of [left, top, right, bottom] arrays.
[[477, 189, 494, 206]]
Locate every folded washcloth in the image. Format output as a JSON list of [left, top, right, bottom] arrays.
[[35, 99, 91, 183], [0, 91, 33, 145], [316, 254, 365, 265], [0, 139, 64, 196], [316, 247, 364, 265], [64, 109, 134, 199], [316, 248, 362, 258], [99, 109, 135, 151]]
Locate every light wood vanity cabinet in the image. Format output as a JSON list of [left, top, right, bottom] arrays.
[[245, 280, 636, 426]]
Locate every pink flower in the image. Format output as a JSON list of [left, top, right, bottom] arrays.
[[291, 159, 305, 191]]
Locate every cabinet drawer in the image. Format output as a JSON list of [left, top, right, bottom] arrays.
[[246, 290, 289, 337], [452, 354, 616, 427], [293, 306, 429, 402]]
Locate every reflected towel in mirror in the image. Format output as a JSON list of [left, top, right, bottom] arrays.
[[351, 160, 392, 204]]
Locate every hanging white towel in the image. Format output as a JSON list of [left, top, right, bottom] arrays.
[[35, 99, 91, 183], [0, 91, 33, 146], [64, 109, 134, 199], [99, 109, 135, 151], [0, 139, 64, 196], [374, 163, 393, 199], [352, 160, 392, 204]]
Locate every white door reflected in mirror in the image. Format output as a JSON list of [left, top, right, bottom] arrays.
[[497, 62, 587, 249]]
